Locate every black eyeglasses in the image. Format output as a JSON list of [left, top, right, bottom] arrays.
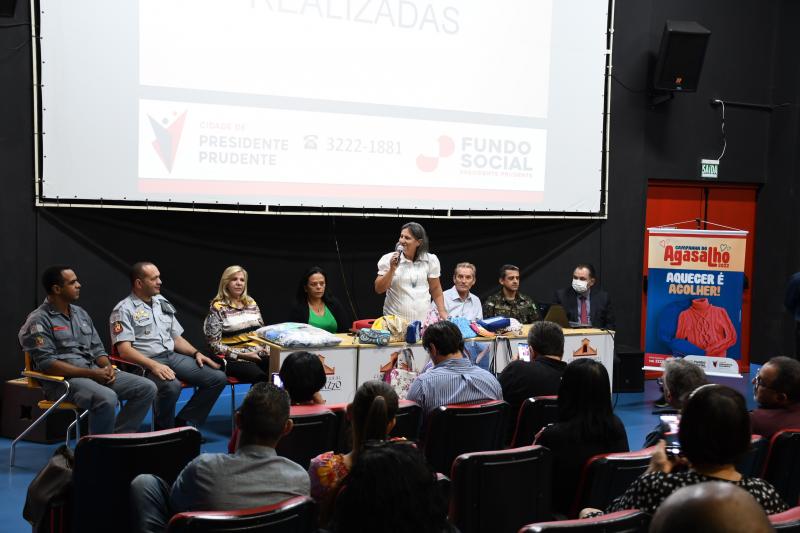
[[752, 373, 774, 390]]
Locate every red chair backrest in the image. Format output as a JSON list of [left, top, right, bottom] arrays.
[[569, 446, 657, 518], [73, 428, 202, 533], [736, 434, 769, 478], [330, 399, 423, 454], [423, 400, 509, 475], [511, 395, 558, 447], [451, 445, 552, 533], [762, 428, 800, 506], [519, 509, 651, 532], [351, 319, 377, 331], [166, 495, 317, 532], [275, 406, 339, 469], [770, 505, 800, 531]]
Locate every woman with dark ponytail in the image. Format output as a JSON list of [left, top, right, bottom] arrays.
[[308, 380, 399, 501]]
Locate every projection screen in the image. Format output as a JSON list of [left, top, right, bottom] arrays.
[[34, 0, 614, 217]]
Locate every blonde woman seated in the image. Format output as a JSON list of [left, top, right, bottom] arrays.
[[204, 265, 270, 383]]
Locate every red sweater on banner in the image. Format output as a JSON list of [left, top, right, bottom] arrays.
[[675, 298, 737, 357]]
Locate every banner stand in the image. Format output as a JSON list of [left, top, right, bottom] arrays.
[[644, 220, 748, 373]]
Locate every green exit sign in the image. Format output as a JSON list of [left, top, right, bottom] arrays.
[[701, 158, 719, 179]]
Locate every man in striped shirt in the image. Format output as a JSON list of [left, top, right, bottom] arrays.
[[407, 321, 503, 413]]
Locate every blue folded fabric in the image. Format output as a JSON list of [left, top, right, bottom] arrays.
[[478, 317, 510, 332], [449, 317, 477, 339]]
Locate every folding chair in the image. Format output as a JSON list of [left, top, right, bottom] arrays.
[[10, 353, 84, 467]]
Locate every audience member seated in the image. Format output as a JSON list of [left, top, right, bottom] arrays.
[[288, 266, 351, 333], [18, 265, 156, 435], [643, 358, 708, 447], [499, 320, 566, 415], [582, 384, 789, 518], [406, 321, 502, 414], [650, 481, 773, 533], [279, 351, 328, 406], [308, 381, 398, 501], [326, 441, 456, 533], [483, 264, 541, 324], [204, 265, 270, 383], [228, 351, 328, 453], [750, 356, 800, 438], [534, 358, 628, 516], [130, 383, 310, 533], [112, 261, 227, 430]]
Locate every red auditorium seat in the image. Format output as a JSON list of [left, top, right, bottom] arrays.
[[275, 405, 339, 469], [166, 495, 317, 532], [761, 428, 800, 506], [510, 395, 558, 447], [518, 509, 651, 532], [422, 399, 509, 476], [569, 446, 657, 518], [451, 445, 553, 533]]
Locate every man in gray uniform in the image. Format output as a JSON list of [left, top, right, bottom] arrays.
[[111, 262, 226, 430], [18, 265, 156, 435]]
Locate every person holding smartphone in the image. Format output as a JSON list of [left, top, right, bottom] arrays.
[[643, 358, 707, 447], [582, 385, 788, 518]]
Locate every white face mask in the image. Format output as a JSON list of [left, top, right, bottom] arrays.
[[572, 279, 589, 293]]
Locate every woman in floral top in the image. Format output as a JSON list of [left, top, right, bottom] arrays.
[[204, 265, 270, 383], [308, 381, 399, 502]]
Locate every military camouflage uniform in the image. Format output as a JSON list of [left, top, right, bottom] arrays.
[[483, 291, 541, 324]]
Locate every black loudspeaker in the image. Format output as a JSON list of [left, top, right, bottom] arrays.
[[0, 0, 16, 17], [652, 20, 711, 92], [613, 346, 645, 393]]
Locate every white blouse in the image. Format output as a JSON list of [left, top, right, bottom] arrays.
[[377, 251, 441, 323]]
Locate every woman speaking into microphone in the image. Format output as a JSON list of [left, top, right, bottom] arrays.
[[375, 222, 448, 323]]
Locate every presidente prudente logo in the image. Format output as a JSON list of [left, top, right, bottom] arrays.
[[148, 110, 188, 172]]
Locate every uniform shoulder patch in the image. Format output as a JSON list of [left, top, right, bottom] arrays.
[[112, 321, 124, 335], [34, 335, 45, 347]]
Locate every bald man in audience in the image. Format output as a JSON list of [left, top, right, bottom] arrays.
[[649, 481, 773, 533]]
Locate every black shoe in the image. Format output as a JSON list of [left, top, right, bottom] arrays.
[[653, 394, 669, 408]]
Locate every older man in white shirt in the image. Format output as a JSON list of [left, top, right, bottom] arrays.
[[441, 262, 483, 320]]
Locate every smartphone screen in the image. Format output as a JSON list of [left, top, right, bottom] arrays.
[[517, 343, 531, 362], [271, 372, 284, 388], [660, 415, 680, 454]]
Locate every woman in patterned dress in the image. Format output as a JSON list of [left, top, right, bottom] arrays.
[[204, 265, 270, 383]]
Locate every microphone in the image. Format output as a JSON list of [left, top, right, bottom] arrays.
[[395, 242, 405, 253]]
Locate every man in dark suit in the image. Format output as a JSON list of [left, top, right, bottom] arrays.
[[553, 263, 615, 329]]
